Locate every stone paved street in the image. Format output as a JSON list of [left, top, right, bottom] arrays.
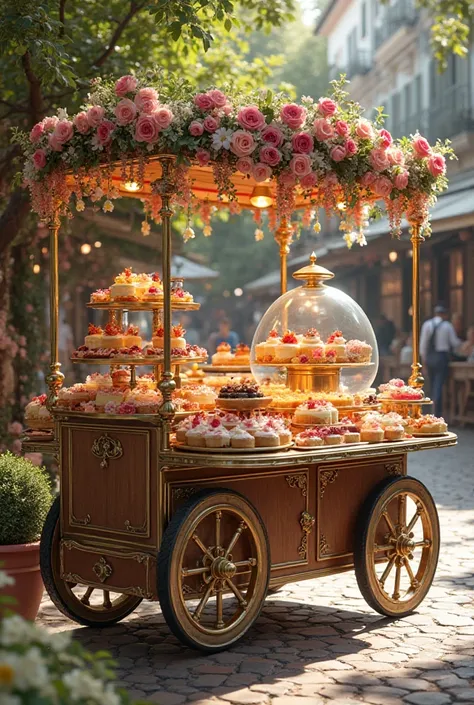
[[38, 429, 474, 705]]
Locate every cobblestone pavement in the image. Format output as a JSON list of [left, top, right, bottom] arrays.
[[38, 429, 474, 705]]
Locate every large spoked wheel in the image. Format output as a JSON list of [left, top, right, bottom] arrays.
[[354, 476, 440, 618], [40, 497, 142, 626], [158, 488, 270, 652]]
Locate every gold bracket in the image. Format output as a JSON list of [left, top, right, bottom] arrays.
[[92, 556, 113, 583], [286, 473, 307, 497], [386, 462, 404, 477], [91, 433, 123, 468], [298, 511, 315, 559], [320, 469, 338, 498], [319, 533, 331, 556]]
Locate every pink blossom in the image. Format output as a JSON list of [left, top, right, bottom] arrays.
[[289, 153, 312, 178], [387, 147, 405, 166], [134, 114, 160, 143], [48, 134, 63, 152], [280, 103, 307, 129], [259, 145, 281, 166], [52, 119, 73, 145], [30, 123, 44, 143], [291, 131, 313, 154], [24, 452, 42, 466], [413, 135, 431, 158], [118, 402, 136, 414], [42, 116, 58, 132], [8, 422, 23, 436], [18, 336, 26, 346], [237, 105, 266, 131], [32, 149, 47, 170], [355, 118, 374, 140], [115, 74, 138, 97], [154, 105, 174, 130], [221, 103, 232, 116], [203, 115, 219, 132], [360, 171, 376, 187], [335, 120, 349, 137], [370, 148, 390, 172], [428, 153, 446, 177], [96, 119, 115, 146], [25, 304, 33, 313], [252, 163, 272, 182], [318, 97, 337, 117], [12, 439, 22, 454], [194, 93, 214, 111], [134, 87, 159, 114], [379, 128, 392, 149], [189, 120, 204, 137], [114, 98, 137, 126], [261, 124, 284, 147], [313, 118, 333, 141], [279, 170, 297, 187], [208, 89, 227, 108], [19, 348, 27, 359], [330, 144, 347, 162], [394, 169, 409, 189], [236, 156, 254, 174], [196, 148, 211, 166], [87, 106, 105, 128], [74, 111, 90, 134], [300, 172, 318, 189], [372, 175, 393, 198], [345, 138, 357, 155], [230, 130, 256, 157]]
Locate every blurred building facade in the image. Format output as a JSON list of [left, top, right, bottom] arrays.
[[312, 0, 474, 337]]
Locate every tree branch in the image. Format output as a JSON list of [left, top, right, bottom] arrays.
[[91, 1, 145, 68], [0, 190, 31, 255], [59, 0, 67, 36], [21, 52, 43, 125]]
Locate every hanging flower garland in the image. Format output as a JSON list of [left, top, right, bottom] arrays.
[[15, 74, 454, 247]]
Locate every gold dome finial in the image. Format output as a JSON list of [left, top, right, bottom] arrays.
[[309, 251, 317, 265], [293, 252, 334, 288]]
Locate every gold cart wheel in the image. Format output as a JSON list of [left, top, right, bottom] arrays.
[[158, 488, 270, 652], [40, 497, 142, 626], [354, 476, 440, 618]]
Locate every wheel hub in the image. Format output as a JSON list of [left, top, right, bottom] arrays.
[[396, 533, 415, 558], [211, 557, 237, 580]]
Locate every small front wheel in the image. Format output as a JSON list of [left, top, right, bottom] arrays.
[[158, 488, 270, 652], [354, 476, 440, 618]]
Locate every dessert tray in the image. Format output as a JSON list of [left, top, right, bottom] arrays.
[[216, 397, 273, 411], [52, 408, 195, 421], [294, 440, 368, 450], [173, 441, 294, 454], [87, 301, 200, 311], [379, 397, 432, 405], [411, 431, 450, 438], [71, 355, 207, 366], [255, 361, 375, 369], [201, 365, 251, 373]]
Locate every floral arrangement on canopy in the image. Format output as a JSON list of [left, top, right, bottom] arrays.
[[16, 72, 453, 247]]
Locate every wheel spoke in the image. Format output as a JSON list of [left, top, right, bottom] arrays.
[[413, 539, 432, 548], [392, 562, 402, 600], [406, 502, 423, 533], [181, 566, 209, 577], [215, 510, 222, 554], [374, 543, 395, 553], [403, 557, 419, 590], [216, 585, 224, 629], [225, 521, 246, 558], [225, 578, 248, 608], [192, 532, 214, 560], [233, 558, 257, 569], [397, 494, 406, 529], [103, 590, 112, 610], [80, 587, 94, 606], [382, 511, 396, 537], [193, 579, 216, 622], [379, 554, 396, 588]]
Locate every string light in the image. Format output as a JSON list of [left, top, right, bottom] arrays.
[[234, 288, 243, 297], [123, 181, 141, 192], [94, 241, 102, 248], [80, 243, 92, 255], [33, 264, 40, 274], [389, 251, 398, 262], [41, 247, 48, 254]]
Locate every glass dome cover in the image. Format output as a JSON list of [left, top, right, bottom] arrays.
[[250, 254, 379, 395]]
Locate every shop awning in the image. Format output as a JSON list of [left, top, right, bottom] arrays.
[[119, 255, 219, 280]]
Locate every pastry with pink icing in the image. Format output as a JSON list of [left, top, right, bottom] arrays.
[[346, 339, 372, 363]]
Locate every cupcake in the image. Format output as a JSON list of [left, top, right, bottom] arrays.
[[263, 329, 281, 361], [102, 323, 125, 350], [153, 324, 186, 351], [186, 426, 207, 447], [384, 424, 404, 441], [295, 430, 324, 447], [220, 412, 240, 430], [90, 288, 110, 303], [135, 272, 153, 299], [293, 399, 338, 425], [230, 427, 255, 449], [84, 324, 104, 349], [324, 433, 343, 446], [24, 394, 54, 430], [95, 388, 125, 411], [274, 331, 300, 363], [300, 329, 325, 358], [360, 423, 384, 443], [231, 343, 250, 365], [212, 342, 233, 365], [176, 414, 203, 443], [182, 384, 216, 410], [111, 368, 131, 389], [325, 330, 347, 362], [254, 428, 280, 447], [142, 285, 164, 302], [240, 417, 264, 437], [343, 430, 361, 444], [110, 268, 138, 301], [123, 325, 142, 348], [84, 372, 112, 391], [205, 427, 231, 448], [346, 339, 373, 363], [412, 415, 447, 434]]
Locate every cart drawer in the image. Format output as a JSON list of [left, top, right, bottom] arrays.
[[60, 539, 156, 599]]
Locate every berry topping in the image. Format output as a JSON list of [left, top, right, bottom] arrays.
[[305, 328, 319, 337], [88, 324, 103, 335], [268, 329, 279, 339], [104, 323, 122, 336], [326, 330, 343, 344], [281, 331, 298, 344], [126, 325, 139, 336]]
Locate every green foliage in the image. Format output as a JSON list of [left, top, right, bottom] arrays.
[[0, 452, 52, 545]]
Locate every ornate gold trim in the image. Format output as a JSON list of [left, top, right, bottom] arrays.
[[320, 469, 338, 498], [173, 486, 197, 502], [93, 556, 113, 583], [285, 473, 307, 497], [319, 534, 331, 556], [124, 518, 148, 535], [386, 462, 404, 476], [91, 433, 123, 468], [298, 511, 315, 559], [71, 513, 91, 526]]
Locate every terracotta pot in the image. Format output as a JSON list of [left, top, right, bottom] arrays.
[[0, 542, 43, 620]]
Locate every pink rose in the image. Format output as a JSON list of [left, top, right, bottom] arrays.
[[154, 106, 174, 130], [300, 172, 318, 189], [30, 123, 44, 143], [196, 148, 211, 166], [413, 135, 431, 158], [52, 119, 73, 145], [345, 138, 357, 155], [360, 171, 376, 187], [291, 131, 313, 154], [370, 148, 390, 172], [428, 153, 446, 177], [313, 118, 334, 142], [134, 87, 159, 114], [318, 97, 337, 117], [221, 103, 232, 116], [237, 105, 266, 131], [324, 171, 339, 188], [356, 119, 374, 140], [387, 147, 405, 166], [115, 75, 138, 97], [134, 114, 160, 143], [394, 169, 409, 190], [261, 124, 284, 147], [87, 106, 105, 128], [96, 119, 115, 146], [115, 98, 137, 126], [236, 156, 254, 174], [208, 89, 227, 108], [279, 170, 297, 187], [42, 116, 58, 131], [330, 144, 347, 162], [194, 93, 214, 111], [230, 130, 256, 157], [32, 149, 47, 170], [189, 120, 204, 137], [259, 145, 281, 166], [280, 103, 307, 129], [379, 129, 392, 149], [74, 112, 90, 134], [289, 153, 312, 178], [48, 133, 63, 152], [203, 115, 219, 132], [372, 176, 393, 198], [335, 120, 349, 137], [252, 163, 272, 182]]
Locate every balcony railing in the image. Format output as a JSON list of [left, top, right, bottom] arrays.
[[329, 50, 372, 83], [374, 0, 419, 51]]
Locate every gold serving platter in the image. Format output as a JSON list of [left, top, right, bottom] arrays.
[[71, 355, 207, 366], [411, 431, 450, 438], [294, 440, 369, 450], [51, 408, 194, 421], [201, 365, 251, 373], [87, 301, 200, 311], [255, 361, 375, 369], [215, 397, 273, 411], [173, 441, 294, 454], [379, 397, 432, 405]]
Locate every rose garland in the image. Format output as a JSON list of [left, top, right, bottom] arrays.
[[15, 74, 454, 247]]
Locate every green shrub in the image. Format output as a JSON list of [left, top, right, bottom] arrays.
[[0, 452, 52, 545]]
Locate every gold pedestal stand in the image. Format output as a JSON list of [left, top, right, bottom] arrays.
[[286, 365, 340, 392]]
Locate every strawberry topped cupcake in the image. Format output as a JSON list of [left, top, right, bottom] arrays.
[[379, 378, 424, 400], [102, 322, 125, 349], [346, 339, 372, 363], [123, 325, 142, 348], [84, 324, 104, 349], [300, 328, 325, 358], [152, 325, 186, 350], [212, 342, 233, 365], [275, 331, 300, 363], [110, 268, 138, 301], [261, 329, 280, 362], [143, 285, 164, 302], [90, 288, 110, 303], [325, 330, 347, 362]]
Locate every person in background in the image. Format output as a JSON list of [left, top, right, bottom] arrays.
[[207, 317, 239, 353], [420, 304, 461, 417], [375, 313, 396, 356], [457, 325, 474, 361], [399, 333, 413, 365]]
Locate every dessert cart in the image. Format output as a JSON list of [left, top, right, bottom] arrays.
[[18, 77, 457, 652]]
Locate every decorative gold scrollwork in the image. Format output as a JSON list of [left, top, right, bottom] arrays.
[[124, 519, 147, 534], [71, 513, 91, 526], [320, 469, 338, 498], [285, 473, 307, 497], [298, 511, 315, 559], [319, 534, 331, 556], [92, 556, 113, 583], [173, 486, 197, 502], [91, 433, 123, 469], [385, 462, 403, 477]]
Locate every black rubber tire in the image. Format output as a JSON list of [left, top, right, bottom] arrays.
[[40, 496, 142, 627], [354, 475, 440, 618], [158, 487, 270, 652]]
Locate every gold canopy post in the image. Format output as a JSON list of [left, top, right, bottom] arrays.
[[46, 214, 64, 408], [408, 223, 425, 390], [274, 218, 293, 295]]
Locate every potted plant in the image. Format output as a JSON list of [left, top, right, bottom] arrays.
[[0, 452, 52, 620]]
